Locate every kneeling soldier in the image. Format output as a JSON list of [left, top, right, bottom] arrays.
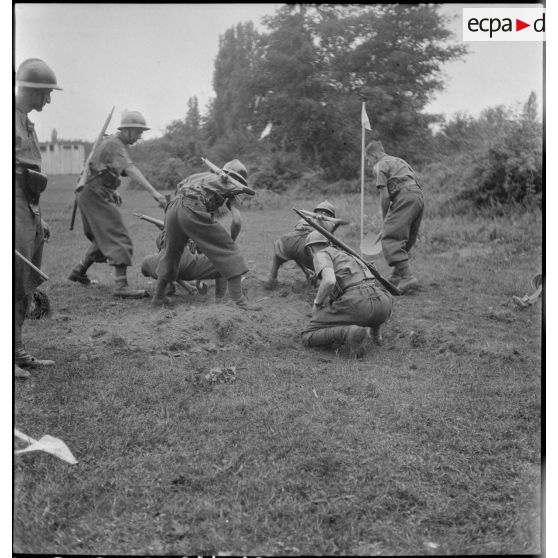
[[153, 160, 259, 310], [265, 200, 339, 288], [141, 230, 227, 300], [301, 231, 393, 358]]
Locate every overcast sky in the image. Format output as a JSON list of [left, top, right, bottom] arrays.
[[13, 3, 544, 142]]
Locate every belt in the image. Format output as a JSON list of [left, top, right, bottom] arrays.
[[342, 277, 375, 293]]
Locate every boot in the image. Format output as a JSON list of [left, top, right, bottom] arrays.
[[369, 325, 383, 346], [14, 365, 31, 379], [152, 280, 173, 307], [264, 277, 278, 290], [235, 296, 262, 311], [68, 263, 96, 285], [395, 261, 419, 294], [15, 347, 55, 369], [113, 278, 149, 299], [388, 268, 402, 287], [346, 325, 369, 358]]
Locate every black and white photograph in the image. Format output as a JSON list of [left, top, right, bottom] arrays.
[[11, 2, 545, 556]]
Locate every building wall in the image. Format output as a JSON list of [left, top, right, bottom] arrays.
[[39, 142, 85, 175]]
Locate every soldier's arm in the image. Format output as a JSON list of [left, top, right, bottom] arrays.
[[126, 165, 167, 209], [379, 186, 390, 218], [312, 251, 336, 308], [228, 197, 242, 241]]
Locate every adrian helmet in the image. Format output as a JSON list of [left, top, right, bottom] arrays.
[[118, 111, 150, 131], [16, 58, 62, 90], [313, 200, 336, 218], [223, 159, 248, 186]]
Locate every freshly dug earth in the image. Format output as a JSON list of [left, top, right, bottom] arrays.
[[13, 176, 542, 555]]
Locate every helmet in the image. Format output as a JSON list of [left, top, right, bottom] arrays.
[[305, 231, 329, 250], [223, 159, 248, 186], [118, 111, 150, 131], [314, 200, 336, 218], [16, 58, 62, 90]]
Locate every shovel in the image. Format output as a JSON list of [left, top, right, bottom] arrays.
[[360, 230, 383, 257], [14, 429, 77, 465]]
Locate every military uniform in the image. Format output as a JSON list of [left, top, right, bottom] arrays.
[[301, 246, 392, 354], [372, 154, 424, 278], [14, 104, 46, 353], [76, 135, 135, 267], [273, 218, 337, 271], [153, 169, 256, 308]]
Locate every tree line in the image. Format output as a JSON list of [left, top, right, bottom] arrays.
[[129, 4, 542, 211]]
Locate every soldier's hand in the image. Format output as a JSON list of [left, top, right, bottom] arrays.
[[112, 191, 122, 206], [155, 194, 167, 209], [41, 219, 51, 242], [306, 272, 318, 287]]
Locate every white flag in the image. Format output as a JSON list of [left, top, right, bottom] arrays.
[[361, 103, 372, 131]]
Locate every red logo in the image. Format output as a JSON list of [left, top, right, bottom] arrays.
[[516, 18, 530, 31]]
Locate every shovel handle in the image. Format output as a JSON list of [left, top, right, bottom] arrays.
[[14, 429, 36, 444]]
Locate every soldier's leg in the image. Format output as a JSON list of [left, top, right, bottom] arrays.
[[153, 204, 189, 306], [227, 275, 262, 311], [214, 278, 228, 302], [302, 326, 369, 357], [265, 254, 287, 289]]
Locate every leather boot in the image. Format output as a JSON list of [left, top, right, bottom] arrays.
[[152, 280, 173, 306], [235, 296, 262, 311], [68, 264, 96, 285], [346, 325, 369, 358], [113, 278, 149, 299], [369, 325, 383, 346], [15, 347, 55, 369], [395, 262, 419, 294]]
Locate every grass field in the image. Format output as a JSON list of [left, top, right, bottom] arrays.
[[13, 175, 542, 555]]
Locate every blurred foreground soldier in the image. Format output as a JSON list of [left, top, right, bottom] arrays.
[[265, 200, 339, 289], [301, 232, 393, 358], [69, 111, 167, 298], [14, 59, 61, 377], [141, 229, 227, 300], [153, 160, 259, 310], [366, 141, 424, 293]]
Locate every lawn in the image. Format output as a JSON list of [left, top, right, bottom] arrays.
[[13, 174, 542, 555]]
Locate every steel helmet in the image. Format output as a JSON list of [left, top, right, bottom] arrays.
[[118, 111, 150, 131], [305, 231, 329, 250], [314, 200, 336, 218], [223, 159, 248, 186], [16, 58, 62, 90]]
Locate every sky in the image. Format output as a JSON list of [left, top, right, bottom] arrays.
[[13, 3, 544, 142]]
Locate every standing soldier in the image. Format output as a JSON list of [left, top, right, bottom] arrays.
[[265, 200, 340, 289], [366, 140, 424, 293], [68, 111, 167, 298], [14, 59, 61, 378], [153, 160, 259, 310], [301, 231, 393, 358]]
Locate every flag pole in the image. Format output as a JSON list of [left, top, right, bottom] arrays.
[[360, 102, 366, 254]]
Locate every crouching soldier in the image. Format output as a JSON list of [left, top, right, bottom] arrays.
[[301, 231, 393, 358], [366, 141, 424, 293], [153, 160, 260, 310], [265, 200, 339, 289], [141, 230, 228, 301]]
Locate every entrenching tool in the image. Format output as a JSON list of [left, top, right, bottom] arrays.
[[360, 230, 383, 257], [14, 429, 77, 465], [512, 273, 543, 308], [297, 209, 350, 227], [70, 106, 115, 230], [134, 212, 164, 230], [293, 208, 400, 296]]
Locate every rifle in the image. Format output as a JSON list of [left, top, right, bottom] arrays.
[[133, 212, 164, 230], [298, 209, 350, 226], [15, 249, 49, 281], [201, 157, 256, 196], [69, 107, 115, 230], [293, 208, 400, 296]]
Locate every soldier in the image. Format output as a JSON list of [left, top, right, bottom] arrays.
[[152, 160, 259, 310], [141, 230, 227, 301], [68, 111, 167, 298], [265, 200, 340, 289], [301, 231, 393, 358], [366, 140, 424, 293], [14, 58, 61, 378]]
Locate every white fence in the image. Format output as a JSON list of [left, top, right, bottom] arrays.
[[39, 142, 85, 175]]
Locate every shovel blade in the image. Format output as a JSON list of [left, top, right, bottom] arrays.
[[360, 231, 383, 257], [15, 435, 77, 465]]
